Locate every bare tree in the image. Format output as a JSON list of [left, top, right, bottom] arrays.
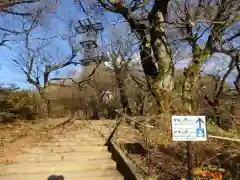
[[99, 24, 139, 115], [170, 0, 240, 113], [13, 29, 77, 93], [201, 56, 235, 125], [128, 64, 152, 115], [8, 14, 79, 115], [0, 0, 58, 28], [0, 0, 59, 58], [104, 50, 132, 115], [77, 0, 174, 115]]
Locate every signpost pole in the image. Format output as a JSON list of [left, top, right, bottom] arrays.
[[187, 142, 193, 180]]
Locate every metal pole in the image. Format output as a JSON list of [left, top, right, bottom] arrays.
[[187, 142, 193, 180]]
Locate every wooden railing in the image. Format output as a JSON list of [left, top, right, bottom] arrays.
[[106, 109, 155, 176]]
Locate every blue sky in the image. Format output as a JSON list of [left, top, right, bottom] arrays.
[[0, 0, 239, 90], [0, 0, 124, 89], [0, 0, 92, 89]]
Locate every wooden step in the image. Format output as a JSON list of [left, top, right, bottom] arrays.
[[22, 145, 107, 154], [48, 137, 106, 142], [31, 140, 106, 147], [0, 176, 124, 180], [0, 170, 123, 180], [15, 152, 111, 162], [1, 159, 116, 174]]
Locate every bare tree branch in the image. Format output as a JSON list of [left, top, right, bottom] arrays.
[[49, 58, 102, 89], [222, 30, 240, 45], [1, 9, 31, 16], [0, 27, 22, 34], [0, 0, 39, 9]]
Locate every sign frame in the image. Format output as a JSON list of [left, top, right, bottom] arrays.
[[171, 115, 207, 142]]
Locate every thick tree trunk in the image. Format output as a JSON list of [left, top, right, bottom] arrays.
[[150, 12, 174, 113], [204, 96, 221, 126], [100, 0, 173, 114], [139, 34, 160, 108], [38, 89, 51, 117], [115, 69, 132, 115], [47, 99, 51, 117], [136, 94, 144, 116], [182, 67, 199, 113], [138, 11, 173, 114], [139, 100, 144, 116], [182, 48, 210, 113], [213, 99, 221, 126]]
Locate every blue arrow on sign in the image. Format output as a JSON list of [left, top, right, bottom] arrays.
[[196, 118, 204, 129]]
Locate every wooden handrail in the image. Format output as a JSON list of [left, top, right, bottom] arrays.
[[115, 109, 154, 128], [114, 109, 154, 176], [105, 117, 124, 145], [208, 135, 240, 143]]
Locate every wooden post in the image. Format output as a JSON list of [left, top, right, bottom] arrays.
[[124, 108, 126, 123], [187, 142, 193, 180], [105, 114, 124, 146], [145, 124, 152, 176], [115, 113, 119, 139]]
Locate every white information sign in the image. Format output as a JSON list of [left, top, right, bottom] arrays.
[[171, 116, 207, 141]]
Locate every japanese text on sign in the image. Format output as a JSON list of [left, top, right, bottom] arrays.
[[171, 116, 207, 141]]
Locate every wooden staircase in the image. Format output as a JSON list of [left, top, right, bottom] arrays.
[[0, 120, 124, 180]]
